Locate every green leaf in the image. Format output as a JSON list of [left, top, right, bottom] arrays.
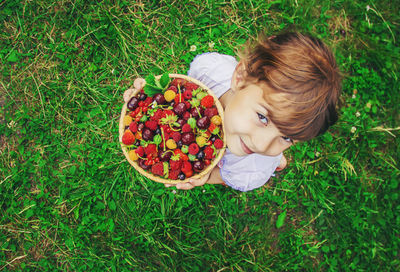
[[145, 74, 156, 86], [276, 210, 287, 228], [160, 73, 171, 89]]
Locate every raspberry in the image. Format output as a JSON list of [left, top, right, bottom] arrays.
[[144, 144, 157, 156], [170, 159, 182, 171], [145, 120, 158, 131], [164, 90, 176, 102], [211, 115, 222, 125], [183, 90, 192, 100], [171, 131, 181, 142], [124, 115, 133, 126], [214, 139, 224, 149], [201, 95, 214, 108], [168, 169, 180, 180], [182, 123, 192, 133], [129, 122, 138, 133], [151, 162, 164, 176], [150, 109, 163, 122], [122, 130, 135, 145], [204, 146, 215, 159], [181, 161, 192, 173], [204, 107, 218, 118], [144, 97, 153, 105], [188, 143, 200, 155], [196, 136, 207, 147], [128, 150, 139, 161], [184, 82, 198, 91], [135, 146, 144, 157]]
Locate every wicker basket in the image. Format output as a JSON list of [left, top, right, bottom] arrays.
[[119, 74, 226, 184]]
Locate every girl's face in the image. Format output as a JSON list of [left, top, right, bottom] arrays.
[[220, 64, 295, 157]]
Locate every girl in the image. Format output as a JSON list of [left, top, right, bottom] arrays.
[[123, 32, 341, 191]]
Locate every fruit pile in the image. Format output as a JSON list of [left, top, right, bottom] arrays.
[[121, 75, 224, 181]]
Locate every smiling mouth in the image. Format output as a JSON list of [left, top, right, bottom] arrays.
[[240, 138, 254, 154]]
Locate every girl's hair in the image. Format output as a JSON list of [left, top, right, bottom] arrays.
[[239, 32, 341, 141]]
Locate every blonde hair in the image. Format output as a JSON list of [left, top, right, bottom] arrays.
[[239, 32, 341, 141]]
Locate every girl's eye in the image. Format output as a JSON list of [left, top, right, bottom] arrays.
[[257, 113, 269, 125], [282, 136, 293, 143]]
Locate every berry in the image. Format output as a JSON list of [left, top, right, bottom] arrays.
[[181, 145, 189, 153], [178, 173, 186, 180], [166, 139, 177, 149], [196, 150, 205, 160], [145, 120, 158, 131], [128, 150, 139, 161], [183, 111, 191, 120], [211, 115, 222, 125], [193, 161, 205, 172], [135, 146, 144, 157], [171, 131, 181, 142], [184, 82, 198, 91], [129, 122, 138, 133], [182, 123, 192, 133], [214, 139, 224, 149], [171, 78, 186, 87], [173, 102, 187, 116], [144, 96, 153, 105], [196, 136, 207, 147], [204, 107, 218, 118], [168, 170, 180, 180], [158, 150, 172, 161], [124, 115, 133, 126], [153, 93, 166, 104], [151, 162, 164, 176], [188, 143, 200, 155], [135, 131, 142, 140], [138, 158, 151, 170], [170, 159, 182, 171], [122, 130, 135, 145], [144, 144, 157, 156], [181, 161, 192, 173], [174, 92, 183, 104], [201, 95, 214, 108], [197, 116, 210, 129], [183, 90, 192, 100], [181, 132, 195, 145], [204, 146, 214, 159], [164, 90, 176, 102], [142, 128, 154, 141], [127, 97, 139, 111], [208, 123, 220, 135]]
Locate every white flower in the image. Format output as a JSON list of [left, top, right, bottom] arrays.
[[356, 112, 361, 117], [111, 69, 115, 74], [208, 42, 215, 48], [202, 189, 206, 193], [366, 5, 370, 11], [351, 127, 357, 133], [315, 152, 321, 157], [190, 45, 197, 52], [352, 94, 356, 99], [172, 190, 177, 194]]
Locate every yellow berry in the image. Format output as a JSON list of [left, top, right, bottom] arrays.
[[124, 115, 133, 126], [166, 139, 177, 149], [196, 136, 207, 147], [211, 115, 222, 125], [164, 90, 176, 102], [128, 150, 139, 161]]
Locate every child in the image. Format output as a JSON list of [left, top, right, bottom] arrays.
[[124, 32, 341, 191]]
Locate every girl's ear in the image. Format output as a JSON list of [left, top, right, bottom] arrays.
[[232, 61, 247, 90]]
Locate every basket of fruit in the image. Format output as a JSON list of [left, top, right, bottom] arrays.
[[119, 73, 226, 184]]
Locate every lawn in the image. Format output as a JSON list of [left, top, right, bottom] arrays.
[[0, 0, 399, 271]]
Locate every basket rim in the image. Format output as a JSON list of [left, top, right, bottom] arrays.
[[119, 73, 226, 184]]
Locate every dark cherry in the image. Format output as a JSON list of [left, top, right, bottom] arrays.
[[155, 128, 161, 135], [178, 173, 186, 180], [193, 161, 205, 172], [174, 102, 187, 116], [176, 119, 185, 127], [196, 150, 205, 160], [138, 93, 147, 101], [177, 140, 183, 148], [142, 128, 154, 141], [153, 93, 166, 105], [190, 107, 203, 118], [181, 132, 195, 145], [197, 116, 210, 129], [137, 123, 145, 131], [158, 150, 172, 161], [210, 135, 217, 142], [127, 97, 139, 111], [138, 159, 151, 170]]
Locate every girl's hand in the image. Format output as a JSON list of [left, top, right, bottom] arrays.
[[164, 171, 211, 190], [123, 78, 146, 103]]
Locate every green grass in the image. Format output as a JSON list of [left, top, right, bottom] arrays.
[[1, 0, 399, 271]]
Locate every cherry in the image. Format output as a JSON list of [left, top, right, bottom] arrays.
[[127, 97, 139, 111], [174, 102, 187, 116], [181, 132, 195, 145], [193, 161, 205, 172], [142, 128, 154, 141], [153, 93, 166, 105], [197, 116, 210, 129]]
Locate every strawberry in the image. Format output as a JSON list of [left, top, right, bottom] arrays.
[[144, 144, 157, 156], [174, 92, 183, 104], [188, 143, 200, 155], [151, 162, 164, 176], [182, 123, 192, 133], [144, 97, 153, 106], [174, 149, 188, 161], [122, 130, 135, 145], [135, 146, 145, 157], [204, 107, 218, 118], [201, 95, 214, 108], [204, 146, 215, 160], [208, 123, 220, 135], [181, 161, 192, 173], [145, 120, 158, 131], [129, 122, 138, 133], [168, 169, 180, 180], [214, 139, 224, 149], [171, 131, 181, 142], [150, 109, 163, 122]]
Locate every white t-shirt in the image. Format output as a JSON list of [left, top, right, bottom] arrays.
[[188, 52, 282, 192]]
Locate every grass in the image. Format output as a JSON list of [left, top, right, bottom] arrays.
[[0, 0, 399, 271]]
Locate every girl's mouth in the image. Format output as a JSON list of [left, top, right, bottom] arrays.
[[240, 138, 254, 154]]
